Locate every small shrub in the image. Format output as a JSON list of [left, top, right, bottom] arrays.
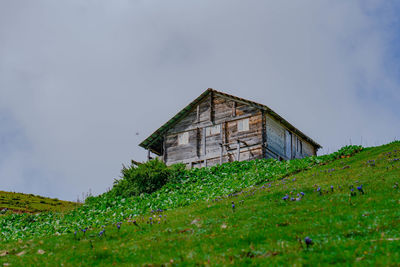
[[110, 159, 174, 197]]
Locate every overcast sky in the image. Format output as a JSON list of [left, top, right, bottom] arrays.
[[1, 1, 400, 201]]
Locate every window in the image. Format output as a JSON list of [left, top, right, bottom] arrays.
[[206, 125, 221, 136], [178, 132, 189, 145], [237, 118, 249, 132], [300, 140, 303, 154], [296, 137, 303, 154]]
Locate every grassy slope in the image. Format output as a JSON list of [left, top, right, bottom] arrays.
[[0, 191, 79, 213], [1, 142, 400, 266]]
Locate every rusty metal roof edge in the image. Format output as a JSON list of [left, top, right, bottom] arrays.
[[139, 88, 322, 154]]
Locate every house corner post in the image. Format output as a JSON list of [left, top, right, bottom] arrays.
[[236, 140, 241, 162]]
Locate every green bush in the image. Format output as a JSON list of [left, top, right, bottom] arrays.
[[110, 159, 175, 198]]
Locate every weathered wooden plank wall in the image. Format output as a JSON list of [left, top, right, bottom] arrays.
[[265, 115, 285, 158], [164, 94, 264, 166], [163, 93, 317, 167]]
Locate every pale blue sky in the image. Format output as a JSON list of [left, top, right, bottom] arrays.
[[0, 1, 399, 200]]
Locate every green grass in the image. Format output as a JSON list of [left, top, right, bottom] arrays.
[[0, 191, 79, 214], [1, 142, 400, 266]]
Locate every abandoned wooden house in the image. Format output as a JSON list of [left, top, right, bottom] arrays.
[[139, 88, 321, 168]]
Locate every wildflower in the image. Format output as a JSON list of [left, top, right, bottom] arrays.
[[350, 188, 356, 197], [232, 201, 235, 211], [305, 237, 313, 248], [81, 227, 88, 235], [282, 195, 289, 201], [300, 192, 305, 196], [290, 198, 296, 201], [98, 229, 105, 237], [331, 185, 334, 192], [357, 185, 364, 195], [317, 187, 322, 195]]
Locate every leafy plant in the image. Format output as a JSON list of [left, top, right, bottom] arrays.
[[0, 145, 367, 241], [110, 158, 172, 197]]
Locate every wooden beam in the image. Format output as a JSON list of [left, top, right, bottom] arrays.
[[196, 105, 200, 123], [163, 135, 167, 163], [131, 159, 143, 166], [232, 101, 237, 117], [220, 143, 223, 165], [147, 150, 151, 162], [196, 128, 200, 158], [236, 140, 241, 161], [261, 110, 266, 159], [209, 91, 214, 122], [202, 127, 206, 156]]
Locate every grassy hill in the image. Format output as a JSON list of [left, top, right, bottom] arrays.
[[0, 191, 79, 214], [1, 141, 400, 266]]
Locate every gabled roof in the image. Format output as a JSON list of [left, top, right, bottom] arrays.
[[139, 88, 322, 155]]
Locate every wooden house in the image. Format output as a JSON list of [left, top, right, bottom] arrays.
[[139, 89, 321, 168]]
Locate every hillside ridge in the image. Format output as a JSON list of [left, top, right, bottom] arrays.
[[1, 141, 399, 265], [0, 190, 79, 214]]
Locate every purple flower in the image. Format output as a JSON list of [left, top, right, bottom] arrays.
[[300, 192, 305, 196], [317, 187, 322, 195], [305, 237, 313, 248], [357, 185, 364, 194], [99, 229, 105, 237], [282, 195, 289, 201]]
